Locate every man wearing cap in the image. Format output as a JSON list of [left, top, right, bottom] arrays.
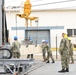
[[11, 36, 21, 58], [68, 38, 74, 64], [58, 33, 69, 73], [44, 40, 55, 63]]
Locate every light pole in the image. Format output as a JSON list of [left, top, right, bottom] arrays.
[[56, 34, 58, 59], [35, 19, 38, 46]]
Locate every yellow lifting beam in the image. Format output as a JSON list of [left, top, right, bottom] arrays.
[[24, 0, 31, 17], [16, 0, 39, 27]]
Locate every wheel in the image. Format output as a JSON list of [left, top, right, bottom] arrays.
[[0, 48, 12, 59]]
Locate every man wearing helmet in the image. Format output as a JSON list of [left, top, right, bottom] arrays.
[[44, 40, 55, 63], [41, 39, 47, 62], [27, 37, 34, 59], [11, 36, 21, 58]]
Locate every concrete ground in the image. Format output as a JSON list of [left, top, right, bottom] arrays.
[[1, 60, 76, 75], [27, 60, 76, 75], [1, 51, 76, 75]]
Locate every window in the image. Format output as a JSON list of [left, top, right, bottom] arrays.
[[67, 29, 72, 36], [74, 29, 76, 35], [67, 29, 76, 37]]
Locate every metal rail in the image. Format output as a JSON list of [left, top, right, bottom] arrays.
[[0, 59, 34, 75]]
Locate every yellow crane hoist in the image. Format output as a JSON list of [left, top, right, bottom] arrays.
[[24, 0, 31, 17], [17, 0, 38, 27]]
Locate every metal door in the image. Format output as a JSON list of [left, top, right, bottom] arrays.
[[25, 30, 50, 45]]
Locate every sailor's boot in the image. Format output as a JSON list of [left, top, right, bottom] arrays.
[[58, 69, 65, 73], [65, 68, 69, 72]]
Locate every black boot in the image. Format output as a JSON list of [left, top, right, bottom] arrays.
[[51, 60, 55, 63], [46, 60, 50, 63], [65, 68, 69, 72], [58, 69, 65, 73]]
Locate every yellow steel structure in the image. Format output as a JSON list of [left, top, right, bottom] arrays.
[[16, 0, 38, 27], [24, 0, 31, 17]]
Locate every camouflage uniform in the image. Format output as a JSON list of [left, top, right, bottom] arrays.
[[27, 39, 34, 59], [41, 42, 47, 61], [45, 44, 55, 63], [68, 41, 74, 63], [59, 37, 69, 72], [11, 41, 21, 58]]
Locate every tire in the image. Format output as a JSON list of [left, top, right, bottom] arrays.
[[0, 48, 12, 59]]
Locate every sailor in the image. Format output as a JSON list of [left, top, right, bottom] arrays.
[[44, 40, 55, 63], [41, 39, 47, 62], [11, 36, 21, 58], [68, 38, 74, 64], [27, 38, 34, 59], [58, 33, 69, 72]]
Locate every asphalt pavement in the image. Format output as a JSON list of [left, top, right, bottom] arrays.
[[27, 60, 76, 75], [1, 50, 76, 75], [0, 60, 76, 75]]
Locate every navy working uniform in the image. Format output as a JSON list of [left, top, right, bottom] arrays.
[[44, 40, 55, 63], [68, 38, 74, 64], [59, 33, 69, 73], [27, 38, 34, 59], [41, 40, 47, 62], [11, 36, 21, 58]]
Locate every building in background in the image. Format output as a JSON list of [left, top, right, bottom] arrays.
[[5, 0, 76, 48]]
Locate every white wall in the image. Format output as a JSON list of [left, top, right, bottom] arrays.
[[6, 9, 76, 46], [30, 10, 76, 27], [6, 11, 26, 43], [9, 30, 25, 44], [6, 10, 76, 27]]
